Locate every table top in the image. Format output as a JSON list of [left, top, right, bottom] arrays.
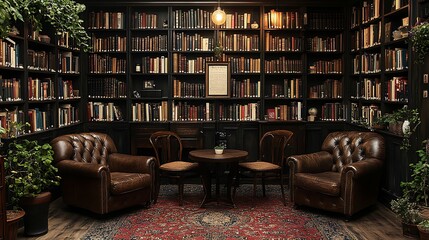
[[189, 149, 248, 163]]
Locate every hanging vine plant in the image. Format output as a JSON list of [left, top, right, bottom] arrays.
[[410, 21, 429, 64], [0, 0, 90, 51]]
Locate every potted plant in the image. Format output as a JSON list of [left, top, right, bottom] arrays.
[[214, 145, 225, 154], [0, 0, 90, 51], [418, 219, 429, 239], [4, 137, 61, 236], [373, 106, 420, 150], [410, 21, 429, 64], [391, 196, 423, 238]]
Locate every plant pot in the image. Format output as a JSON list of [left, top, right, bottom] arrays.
[[6, 210, 25, 240], [19, 191, 51, 236], [403, 222, 420, 238], [418, 226, 429, 240], [214, 149, 224, 154], [389, 122, 404, 136]]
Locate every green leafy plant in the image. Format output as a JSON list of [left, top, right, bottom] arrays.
[[418, 219, 429, 231], [410, 21, 429, 64], [4, 138, 61, 208], [0, 0, 90, 51], [401, 140, 429, 207], [214, 145, 225, 150], [391, 196, 423, 224], [373, 106, 420, 150]]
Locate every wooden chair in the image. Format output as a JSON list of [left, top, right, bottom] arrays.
[[233, 130, 293, 205], [149, 131, 199, 206]]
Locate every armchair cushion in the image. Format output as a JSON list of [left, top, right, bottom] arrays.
[[110, 172, 151, 195], [295, 172, 341, 196]]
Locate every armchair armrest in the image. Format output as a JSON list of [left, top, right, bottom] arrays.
[[56, 160, 109, 178], [108, 153, 156, 174], [341, 158, 384, 180], [288, 151, 333, 173]]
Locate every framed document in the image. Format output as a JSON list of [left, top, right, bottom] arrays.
[[206, 62, 230, 98]]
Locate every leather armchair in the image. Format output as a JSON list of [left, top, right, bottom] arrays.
[[50, 132, 156, 214], [288, 131, 385, 217]]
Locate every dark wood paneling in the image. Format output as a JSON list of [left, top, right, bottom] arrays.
[[84, 122, 130, 154], [130, 122, 170, 155], [305, 122, 347, 153]]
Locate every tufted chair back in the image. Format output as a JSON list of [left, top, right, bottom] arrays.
[[320, 131, 385, 173], [52, 132, 118, 166], [288, 131, 385, 217]]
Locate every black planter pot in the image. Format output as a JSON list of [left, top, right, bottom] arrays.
[[19, 192, 51, 236]]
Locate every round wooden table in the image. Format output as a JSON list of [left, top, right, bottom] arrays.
[[189, 149, 248, 207]]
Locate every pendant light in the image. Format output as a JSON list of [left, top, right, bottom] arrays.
[[212, 0, 226, 25]]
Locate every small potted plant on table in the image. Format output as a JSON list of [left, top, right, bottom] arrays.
[[214, 145, 225, 154]]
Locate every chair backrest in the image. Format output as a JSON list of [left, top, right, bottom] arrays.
[[259, 130, 293, 166], [51, 132, 118, 165], [321, 131, 385, 172], [149, 131, 183, 165]]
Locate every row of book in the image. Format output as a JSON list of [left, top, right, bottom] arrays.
[[131, 12, 159, 29], [266, 102, 302, 121], [172, 101, 214, 121], [88, 11, 125, 29], [218, 32, 260, 51], [58, 78, 79, 100], [173, 32, 214, 51], [90, 34, 127, 52], [264, 57, 301, 74], [307, 34, 343, 52], [220, 12, 255, 29], [362, 22, 381, 49], [354, 78, 382, 100], [264, 33, 302, 52], [57, 32, 79, 50], [308, 79, 342, 99], [58, 104, 80, 127], [385, 76, 408, 102], [87, 102, 124, 121], [172, 9, 216, 29], [218, 103, 260, 121], [89, 54, 127, 73], [131, 101, 168, 122], [27, 49, 56, 72], [172, 54, 214, 73], [268, 78, 302, 98], [28, 107, 54, 133], [385, 48, 408, 71], [226, 57, 261, 74], [231, 79, 260, 98], [263, 10, 302, 29], [0, 108, 25, 138], [88, 78, 127, 98], [0, 77, 21, 101], [306, 12, 344, 30], [132, 35, 168, 52], [58, 52, 79, 73], [358, 53, 381, 74], [0, 38, 20, 68], [351, 103, 381, 127], [308, 59, 342, 74], [361, 0, 381, 24], [172, 80, 205, 98], [320, 103, 347, 121], [139, 56, 169, 73], [27, 77, 55, 101]]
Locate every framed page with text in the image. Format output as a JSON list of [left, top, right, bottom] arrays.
[[206, 62, 230, 98]]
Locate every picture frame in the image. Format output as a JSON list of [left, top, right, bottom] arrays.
[[205, 61, 230, 98]]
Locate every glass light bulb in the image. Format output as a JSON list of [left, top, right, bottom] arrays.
[[212, 7, 226, 25]]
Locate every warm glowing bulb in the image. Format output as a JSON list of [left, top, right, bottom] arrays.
[[212, 7, 226, 25]]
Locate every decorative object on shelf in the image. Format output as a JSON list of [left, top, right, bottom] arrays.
[[0, 0, 90, 51], [214, 145, 225, 154], [211, 0, 226, 25], [3, 135, 61, 236], [163, 19, 168, 28], [307, 107, 318, 122], [135, 64, 141, 73], [410, 21, 429, 63], [373, 106, 420, 150], [213, 42, 224, 59], [251, 21, 259, 29]]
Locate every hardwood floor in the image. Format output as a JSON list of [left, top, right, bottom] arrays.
[[16, 193, 408, 240]]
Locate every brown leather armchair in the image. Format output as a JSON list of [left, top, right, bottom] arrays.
[[50, 132, 156, 214], [288, 131, 385, 217]]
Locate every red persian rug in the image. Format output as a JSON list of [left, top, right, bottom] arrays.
[[83, 185, 357, 239]]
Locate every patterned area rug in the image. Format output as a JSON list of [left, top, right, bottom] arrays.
[[82, 184, 357, 239]]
